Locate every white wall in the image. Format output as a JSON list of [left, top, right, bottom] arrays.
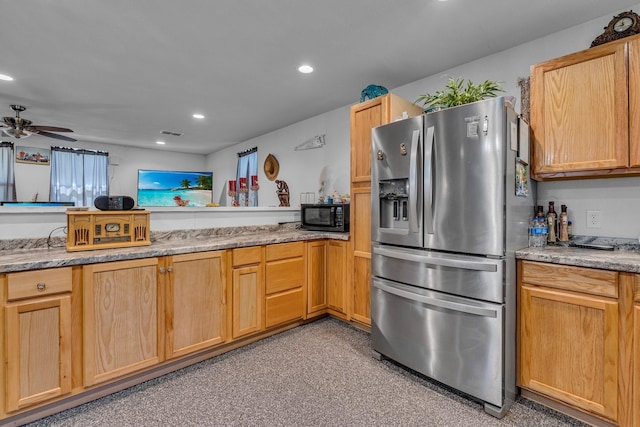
[[13, 140, 207, 203], [210, 4, 640, 240], [207, 106, 351, 208]]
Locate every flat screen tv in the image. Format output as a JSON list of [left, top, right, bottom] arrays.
[[137, 169, 213, 207]]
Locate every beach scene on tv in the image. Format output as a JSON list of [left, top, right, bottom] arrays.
[[137, 170, 213, 207]]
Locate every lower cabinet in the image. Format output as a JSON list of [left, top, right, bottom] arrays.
[[327, 240, 347, 316], [307, 240, 328, 316], [4, 267, 73, 412], [634, 277, 640, 427], [0, 238, 352, 423], [164, 251, 227, 359], [83, 258, 162, 387], [518, 260, 629, 425], [264, 242, 305, 328], [350, 188, 371, 325], [230, 247, 264, 339]]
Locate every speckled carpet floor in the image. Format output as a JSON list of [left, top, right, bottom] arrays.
[[24, 317, 587, 427]]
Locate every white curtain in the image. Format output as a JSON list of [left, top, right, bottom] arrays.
[[236, 147, 258, 206], [50, 147, 108, 206], [0, 142, 16, 202]]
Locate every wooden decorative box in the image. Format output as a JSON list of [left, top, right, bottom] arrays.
[[66, 210, 151, 251]]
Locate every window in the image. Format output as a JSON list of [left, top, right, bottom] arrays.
[[236, 147, 258, 206], [49, 146, 109, 206], [0, 142, 16, 202]]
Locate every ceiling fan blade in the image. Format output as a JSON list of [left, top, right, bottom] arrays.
[[34, 130, 77, 142], [27, 125, 74, 133]]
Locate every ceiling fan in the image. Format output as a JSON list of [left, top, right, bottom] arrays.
[[1, 104, 76, 142]]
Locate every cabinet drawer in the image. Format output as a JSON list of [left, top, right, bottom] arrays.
[[7, 267, 72, 301], [265, 242, 304, 262], [232, 246, 263, 267], [265, 287, 304, 328], [266, 258, 304, 294], [521, 261, 618, 298]]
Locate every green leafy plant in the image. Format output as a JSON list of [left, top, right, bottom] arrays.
[[415, 76, 504, 110]]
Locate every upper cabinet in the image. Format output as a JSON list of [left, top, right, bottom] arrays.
[[530, 34, 640, 179]]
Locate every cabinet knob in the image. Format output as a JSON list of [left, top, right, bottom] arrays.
[[167, 266, 173, 273], [36, 282, 46, 291], [159, 267, 166, 274]]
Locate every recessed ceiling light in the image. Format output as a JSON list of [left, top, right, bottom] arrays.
[[298, 65, 314, 74], [156, 141, 166, 145], [193, 113, 205, 119], [0, 74, 14, 81]]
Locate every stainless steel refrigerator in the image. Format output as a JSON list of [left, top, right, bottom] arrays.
[[370, 97, 535, 418]]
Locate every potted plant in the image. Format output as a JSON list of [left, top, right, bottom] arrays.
[[415, 76, 504, 111]]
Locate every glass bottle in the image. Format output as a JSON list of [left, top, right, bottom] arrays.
[[546, 202, 557, 243], [558, 204, 569, 242]]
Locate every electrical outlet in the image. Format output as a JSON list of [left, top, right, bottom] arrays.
[[586, 210, 602, 228]]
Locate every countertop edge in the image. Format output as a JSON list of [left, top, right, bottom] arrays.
[[0, 230, 349, 273], [516, 247, 640, 273]]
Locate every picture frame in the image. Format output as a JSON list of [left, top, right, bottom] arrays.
[[137, 169, 213, 207], [15, 146, 50, 165]]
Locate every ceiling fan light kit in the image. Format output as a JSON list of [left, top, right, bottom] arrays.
[[1, 104, 76, 142]]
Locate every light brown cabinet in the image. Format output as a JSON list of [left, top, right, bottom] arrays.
[[3, 267, 73, 412], [327, 240, 347, 316], [634, 275, 640, 427], [83, 258, 162, 387], [349, 93, 422, 325], [306, 240, 328, 316], [264, 242, 305, 328], [530, 34, 640, 179], [518, 260, 638, 426], [230, 247, 264, 339], [164, 251, 227, 359]]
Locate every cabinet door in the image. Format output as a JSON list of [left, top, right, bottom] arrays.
[[520, 284, 618, 420], [5, 295, 71, 412], [232, 264, 264, 339], [83, 258, 161, 386], [350, 96, 385, 184], [350, 188, 371, 324], [629, 39, 640, 168], [165, 251, 226, 359], [327, 240, 347, 315], [530, 41, 628, 177], [634, 275, 640, 427], [307, 241, 327, 315]]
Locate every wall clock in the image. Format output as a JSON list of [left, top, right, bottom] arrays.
[[591, 11, 640, 47]]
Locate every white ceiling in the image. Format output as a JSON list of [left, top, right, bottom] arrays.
[[0, 1, 637, 155]]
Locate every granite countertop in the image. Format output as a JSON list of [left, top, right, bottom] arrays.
[[516, 236, 640, 273], [0, 224, 349, 274]]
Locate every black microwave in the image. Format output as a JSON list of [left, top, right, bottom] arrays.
[[301, 204, 350, 232]]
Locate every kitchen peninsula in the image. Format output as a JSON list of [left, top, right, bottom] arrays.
[[0, 219, 349, 426]]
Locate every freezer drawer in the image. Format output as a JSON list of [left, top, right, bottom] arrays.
[[372, 244, 504, 303], [371, 277, 504, 408]]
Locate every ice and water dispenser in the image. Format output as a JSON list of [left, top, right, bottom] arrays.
[[377, 178, 410, 229]]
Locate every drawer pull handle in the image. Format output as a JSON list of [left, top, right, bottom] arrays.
[[36, 282, 46, 291]]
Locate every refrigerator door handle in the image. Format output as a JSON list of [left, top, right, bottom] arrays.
[[408, 129, 420, 233], [373, 279, 498, 318], [424, 125, 435, 234], [373, 245, 498, 272]]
